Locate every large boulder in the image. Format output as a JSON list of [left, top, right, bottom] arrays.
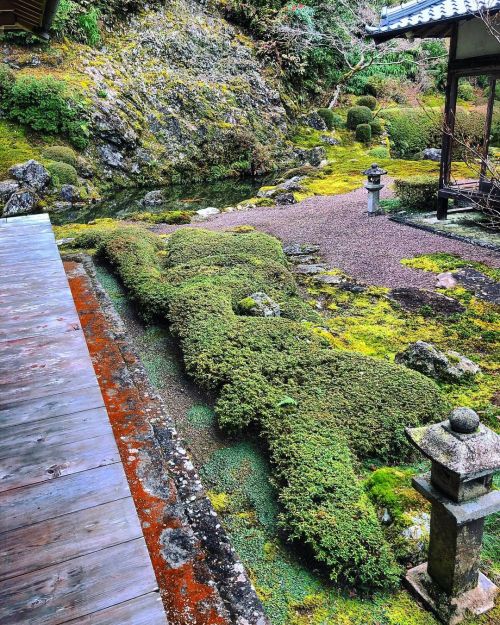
[[297, 112, 327, 131], [295, 146, 326, 167], [395, 341, 480, 383], [141, 189, 165, 207], [422, 148, 442, 162], [3, 189, 40, 216], [9, 160, 50, 191], [275, 192, 296, 205], [60, 185, 81, 203], [0, 180, 20, 202]]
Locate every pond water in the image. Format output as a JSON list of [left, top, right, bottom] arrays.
[[51, 177, 268, 225]]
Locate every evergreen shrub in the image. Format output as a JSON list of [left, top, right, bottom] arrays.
[[317, 108, 343, 130], [370, 118, 384, 135], [347, 105, 373, 130], [394, 175, 439, 211], [356, 123, 372, 144], [357, 95, 377, 110]]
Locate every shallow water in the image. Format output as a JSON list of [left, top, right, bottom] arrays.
[[52, 177, 268, 225]]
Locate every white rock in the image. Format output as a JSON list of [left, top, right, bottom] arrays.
[[196, 207, 220, 218], [436, 272, 458, 289]]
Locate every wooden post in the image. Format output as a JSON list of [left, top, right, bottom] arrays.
[[437, 26, 459, 220], [480, 77, 496, 182]]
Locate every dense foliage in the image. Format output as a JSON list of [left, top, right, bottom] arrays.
[[394, 175, 440, 211], [72, 225, 449, 590], [0, 65, 88, 149]]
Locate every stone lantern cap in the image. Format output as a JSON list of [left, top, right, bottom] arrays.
[[362, 163, 387, 177], [406, 408, 500, 481]]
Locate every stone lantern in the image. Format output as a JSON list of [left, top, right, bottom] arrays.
[[405, 408, 500, 625], [362, 163, 387, 215]]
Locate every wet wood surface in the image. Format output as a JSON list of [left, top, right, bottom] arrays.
[[0, 215, 167, 624]]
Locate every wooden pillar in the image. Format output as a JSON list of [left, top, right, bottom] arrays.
[[480, 77, 496, 181], [437, 26, 459, 220]]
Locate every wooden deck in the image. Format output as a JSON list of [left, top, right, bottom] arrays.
[[0, 214, 168, 625]]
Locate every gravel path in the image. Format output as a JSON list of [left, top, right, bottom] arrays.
[[154, 186, 500, 289]]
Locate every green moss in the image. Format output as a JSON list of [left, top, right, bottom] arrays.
[[187, 404, 216, 428], [0, 120, 41, 178], [41, 145, 77, 166], [72, 225, 450, 590], [401, 253, 500, 281], [127, 210, 193, 224]]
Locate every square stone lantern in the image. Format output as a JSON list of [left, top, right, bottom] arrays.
[[362, 163, 387, 216], [405, 408, 500, 625]]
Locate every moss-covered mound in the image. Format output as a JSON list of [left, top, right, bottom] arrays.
[[73, 225, 449, 590]]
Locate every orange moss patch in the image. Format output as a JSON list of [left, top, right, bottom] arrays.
[[64, 260, 229, 625]]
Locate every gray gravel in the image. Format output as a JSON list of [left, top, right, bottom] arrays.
[[154, 186, 500, 288]]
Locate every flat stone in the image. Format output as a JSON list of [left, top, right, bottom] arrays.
[[453, 268, 500, 305], [295, 264, 328, 275], [275, 192, 296, 205], [288, 254, 318, 264], [389, 287, 465, 316], [239, 292, 280, 318], [283, 242, 320, 256], [313, 274, 344, 285], [405, 563, 498, 625]]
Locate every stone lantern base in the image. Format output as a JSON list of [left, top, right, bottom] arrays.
[[405, 563, 498, 625]]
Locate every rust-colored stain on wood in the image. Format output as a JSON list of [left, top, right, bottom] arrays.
[[65, 260, 230, 625]]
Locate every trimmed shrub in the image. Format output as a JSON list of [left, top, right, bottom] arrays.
[[0, 64, 14, 102], [71, 225, 449, 590], [317, 108, 343, 130], [47, 161, 78, 186], [356, 123, 372, 144], [357, 95, 377, 110], [42, 145, 77, 167], [370, 118, 384, 136], [394, 175, 439, 211], [347, 106, 373, 130]]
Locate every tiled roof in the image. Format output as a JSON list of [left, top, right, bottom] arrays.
[[368, 0, 500, 40]]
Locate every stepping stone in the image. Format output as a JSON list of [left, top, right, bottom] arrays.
[[453, 268, 500, 305], [388, 287, 465, 316]]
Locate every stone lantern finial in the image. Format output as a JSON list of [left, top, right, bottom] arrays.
[[405, 408, 500, 624]]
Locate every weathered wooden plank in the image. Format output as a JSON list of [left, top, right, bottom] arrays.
[[0, 302, 81, 341], [0, 462, 129, 532], [62, 593, 167, 625], [0, 538, 159, 625], [0, 497, 142, 580], [0, 386, 104, 429], [0, 407, 112, 459], [0, 430, 120, 492], [0, 333, 97, 407]]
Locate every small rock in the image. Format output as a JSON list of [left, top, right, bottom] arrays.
[[49, 201, 73, 212], [239, 292, 280, 318], [279, 176, 304, 192], [288, 254, 317, 264], [395, 341, 480, 383], [0, 179, 20, 202], [142, 189, 165, 206], [381, 508, 392, 524], [320, 135, 340, 145], [3, 189, 39, 216], [294, 146, 326, 167], [402, 512, 430, 542], [297, 111, 327, 131], [99, 145, 124, 168], [295, 264, 328, 275], [436, 272, 458, 289], [196, 207, 220, 218], [389, 287, 465, 316], [422, 148, 442, 162], [56, 237, 75, 246], [9, 160, 50, 191], [275, 192, 296, 205]]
